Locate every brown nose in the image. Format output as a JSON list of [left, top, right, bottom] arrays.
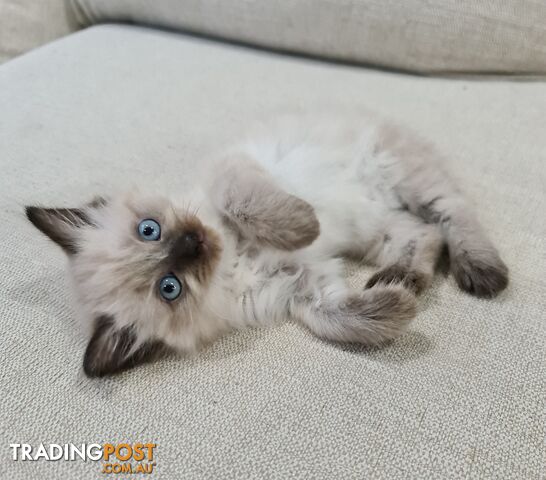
[[171, 231, 204, 261]]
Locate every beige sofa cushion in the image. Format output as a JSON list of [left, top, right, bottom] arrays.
[[71, 0, 546, 74]]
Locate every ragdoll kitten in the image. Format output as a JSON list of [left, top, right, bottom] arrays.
[[26, 113, 508, 377]]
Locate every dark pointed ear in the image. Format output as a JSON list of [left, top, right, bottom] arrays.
[[25, 198, 107, 254], [83, 315, 165, 378], [25, 206, 92, 255]]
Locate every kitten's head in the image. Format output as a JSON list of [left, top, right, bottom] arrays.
[[26, 191, 226, 377]]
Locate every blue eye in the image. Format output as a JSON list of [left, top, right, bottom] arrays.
[[138, 219, 161, 241], [159, 274, 182, 301]]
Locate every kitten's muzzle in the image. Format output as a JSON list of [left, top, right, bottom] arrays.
[[170, 230, 206, 262]]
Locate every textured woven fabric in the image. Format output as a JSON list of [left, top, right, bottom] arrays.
[[0, 0, 77, 64], [0, 25, 544, 479], [71, 0, 546, 74]]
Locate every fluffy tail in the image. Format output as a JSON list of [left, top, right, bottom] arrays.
[[295, 285, 416, 346]]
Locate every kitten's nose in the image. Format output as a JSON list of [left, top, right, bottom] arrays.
[[171, 230, 204, 261]]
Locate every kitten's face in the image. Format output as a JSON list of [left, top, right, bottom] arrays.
[[26, 191, 224, 377]]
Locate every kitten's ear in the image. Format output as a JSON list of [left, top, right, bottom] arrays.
[[83, 315, 165, 378], [25, 206, 92, 255], [25, 198, 107, 254]]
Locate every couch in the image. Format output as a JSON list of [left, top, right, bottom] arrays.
[[1, 1, 544, 479]]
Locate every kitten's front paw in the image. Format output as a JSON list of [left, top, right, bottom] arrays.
[[366, 265, 429, 295], [451, 251, 508, 298], [258, 194, 320, 251]]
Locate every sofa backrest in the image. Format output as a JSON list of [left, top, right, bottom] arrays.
[[71, 0, 546, 74]]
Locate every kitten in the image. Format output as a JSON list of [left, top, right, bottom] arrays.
[[26, 113, 508, 377]]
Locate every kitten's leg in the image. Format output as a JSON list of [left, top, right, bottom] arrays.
[[365, 213, 443, 294], [291, 280, 416, 346], [236, 258, 416, 346], [209, 153, 320, 251], [376, 124, 508, 297]]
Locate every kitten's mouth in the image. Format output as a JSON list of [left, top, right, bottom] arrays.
[[189, 230, 213, 256], [198, 234, 212, 254]]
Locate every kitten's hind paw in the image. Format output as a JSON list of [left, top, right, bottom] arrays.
[[340, 285, 417, 345], [451, 250, 508, 298], [366, 266, 430, 295], [301, 285, 416, 346]]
